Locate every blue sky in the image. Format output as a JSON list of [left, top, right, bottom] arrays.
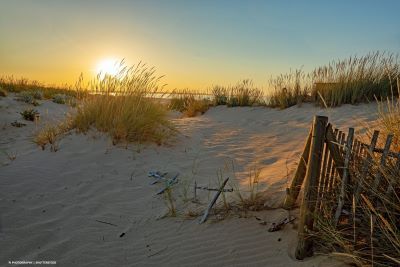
[[0, 0, 399, 89]]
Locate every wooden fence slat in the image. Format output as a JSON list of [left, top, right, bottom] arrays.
[[357, 140, 364, 158], [316, 141, 330, 210], [352, 140, 359, 158], [332, 131, 346, 190], [326, 125, 345, 180], [372, 134, 393, 192], [339, 131, 346, 154], [326, 128, 339, 193], [352, 139, 363, 184], [334, 128, 354, 226], [295, 116, 328, 260], [354, 130, 380, 203], [283, 129, 312, 210]]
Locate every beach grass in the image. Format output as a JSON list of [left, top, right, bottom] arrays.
[[168, 89, 211, 117], [268, 69, 311, 109], [211, 85, 229, 105], [211, 79, 264, 107], [20, 108, 39, 121], [311, 51, 399, 107], [34, 117, 74, 152], [0, 76, 82, 99], [268, 51, 400, 108], [71, 61, 174, 145], [376, 78, 400, 151]]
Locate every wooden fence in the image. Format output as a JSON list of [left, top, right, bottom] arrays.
[[283, 115, 400, 260]]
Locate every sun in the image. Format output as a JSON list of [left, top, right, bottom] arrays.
[[95, 59, 120, 77]]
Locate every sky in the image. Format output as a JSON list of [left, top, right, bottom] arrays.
[[0, 0, 399, 90]]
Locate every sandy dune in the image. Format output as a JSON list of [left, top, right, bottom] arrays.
[[0, 95, 378, 266]]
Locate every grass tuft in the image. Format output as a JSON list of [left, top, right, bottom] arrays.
[[169, 89, 210, 117], [20, 108, 39, 121], [34, 120, 72, 152], [268, 69, 311, 109], [0, 87, 8, 97], [376, 78, 400, 151], [52, 94, 68, 104], [72, 61, 174, 145], [227, 79, 264, 107], [268, 51, 400, 108], [234, 167, 264, 211], [164, 187, 177, 217], [0, 76, 83, 99], [211, 85, 228, 105]]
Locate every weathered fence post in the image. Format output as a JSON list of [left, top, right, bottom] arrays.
[[295, 116, 328, 260], [283, 129, 312, 209]]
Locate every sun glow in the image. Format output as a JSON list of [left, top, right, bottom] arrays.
[[95, 59, 120, 77]]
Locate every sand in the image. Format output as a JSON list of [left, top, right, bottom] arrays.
[[0, 95, 378, 266]]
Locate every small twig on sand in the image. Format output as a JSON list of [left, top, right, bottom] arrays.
[[95, 220, 118, 227], [255, 216, 268, 225], [268, 217, 296, 232], [195, 185, 233, 192], [147, 246, 168, 258]]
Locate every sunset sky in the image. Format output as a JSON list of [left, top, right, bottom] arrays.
[[1, 0, 399, 90]]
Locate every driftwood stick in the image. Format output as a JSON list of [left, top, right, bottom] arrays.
[[199, 177, 229, 224], [296, 116, 328, 260], [283, 129, 312, 209], [354, 130, 379, 203], [334, 128, 354, 227]]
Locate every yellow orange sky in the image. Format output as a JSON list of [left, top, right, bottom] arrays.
[[1, 1, 399, 91]]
